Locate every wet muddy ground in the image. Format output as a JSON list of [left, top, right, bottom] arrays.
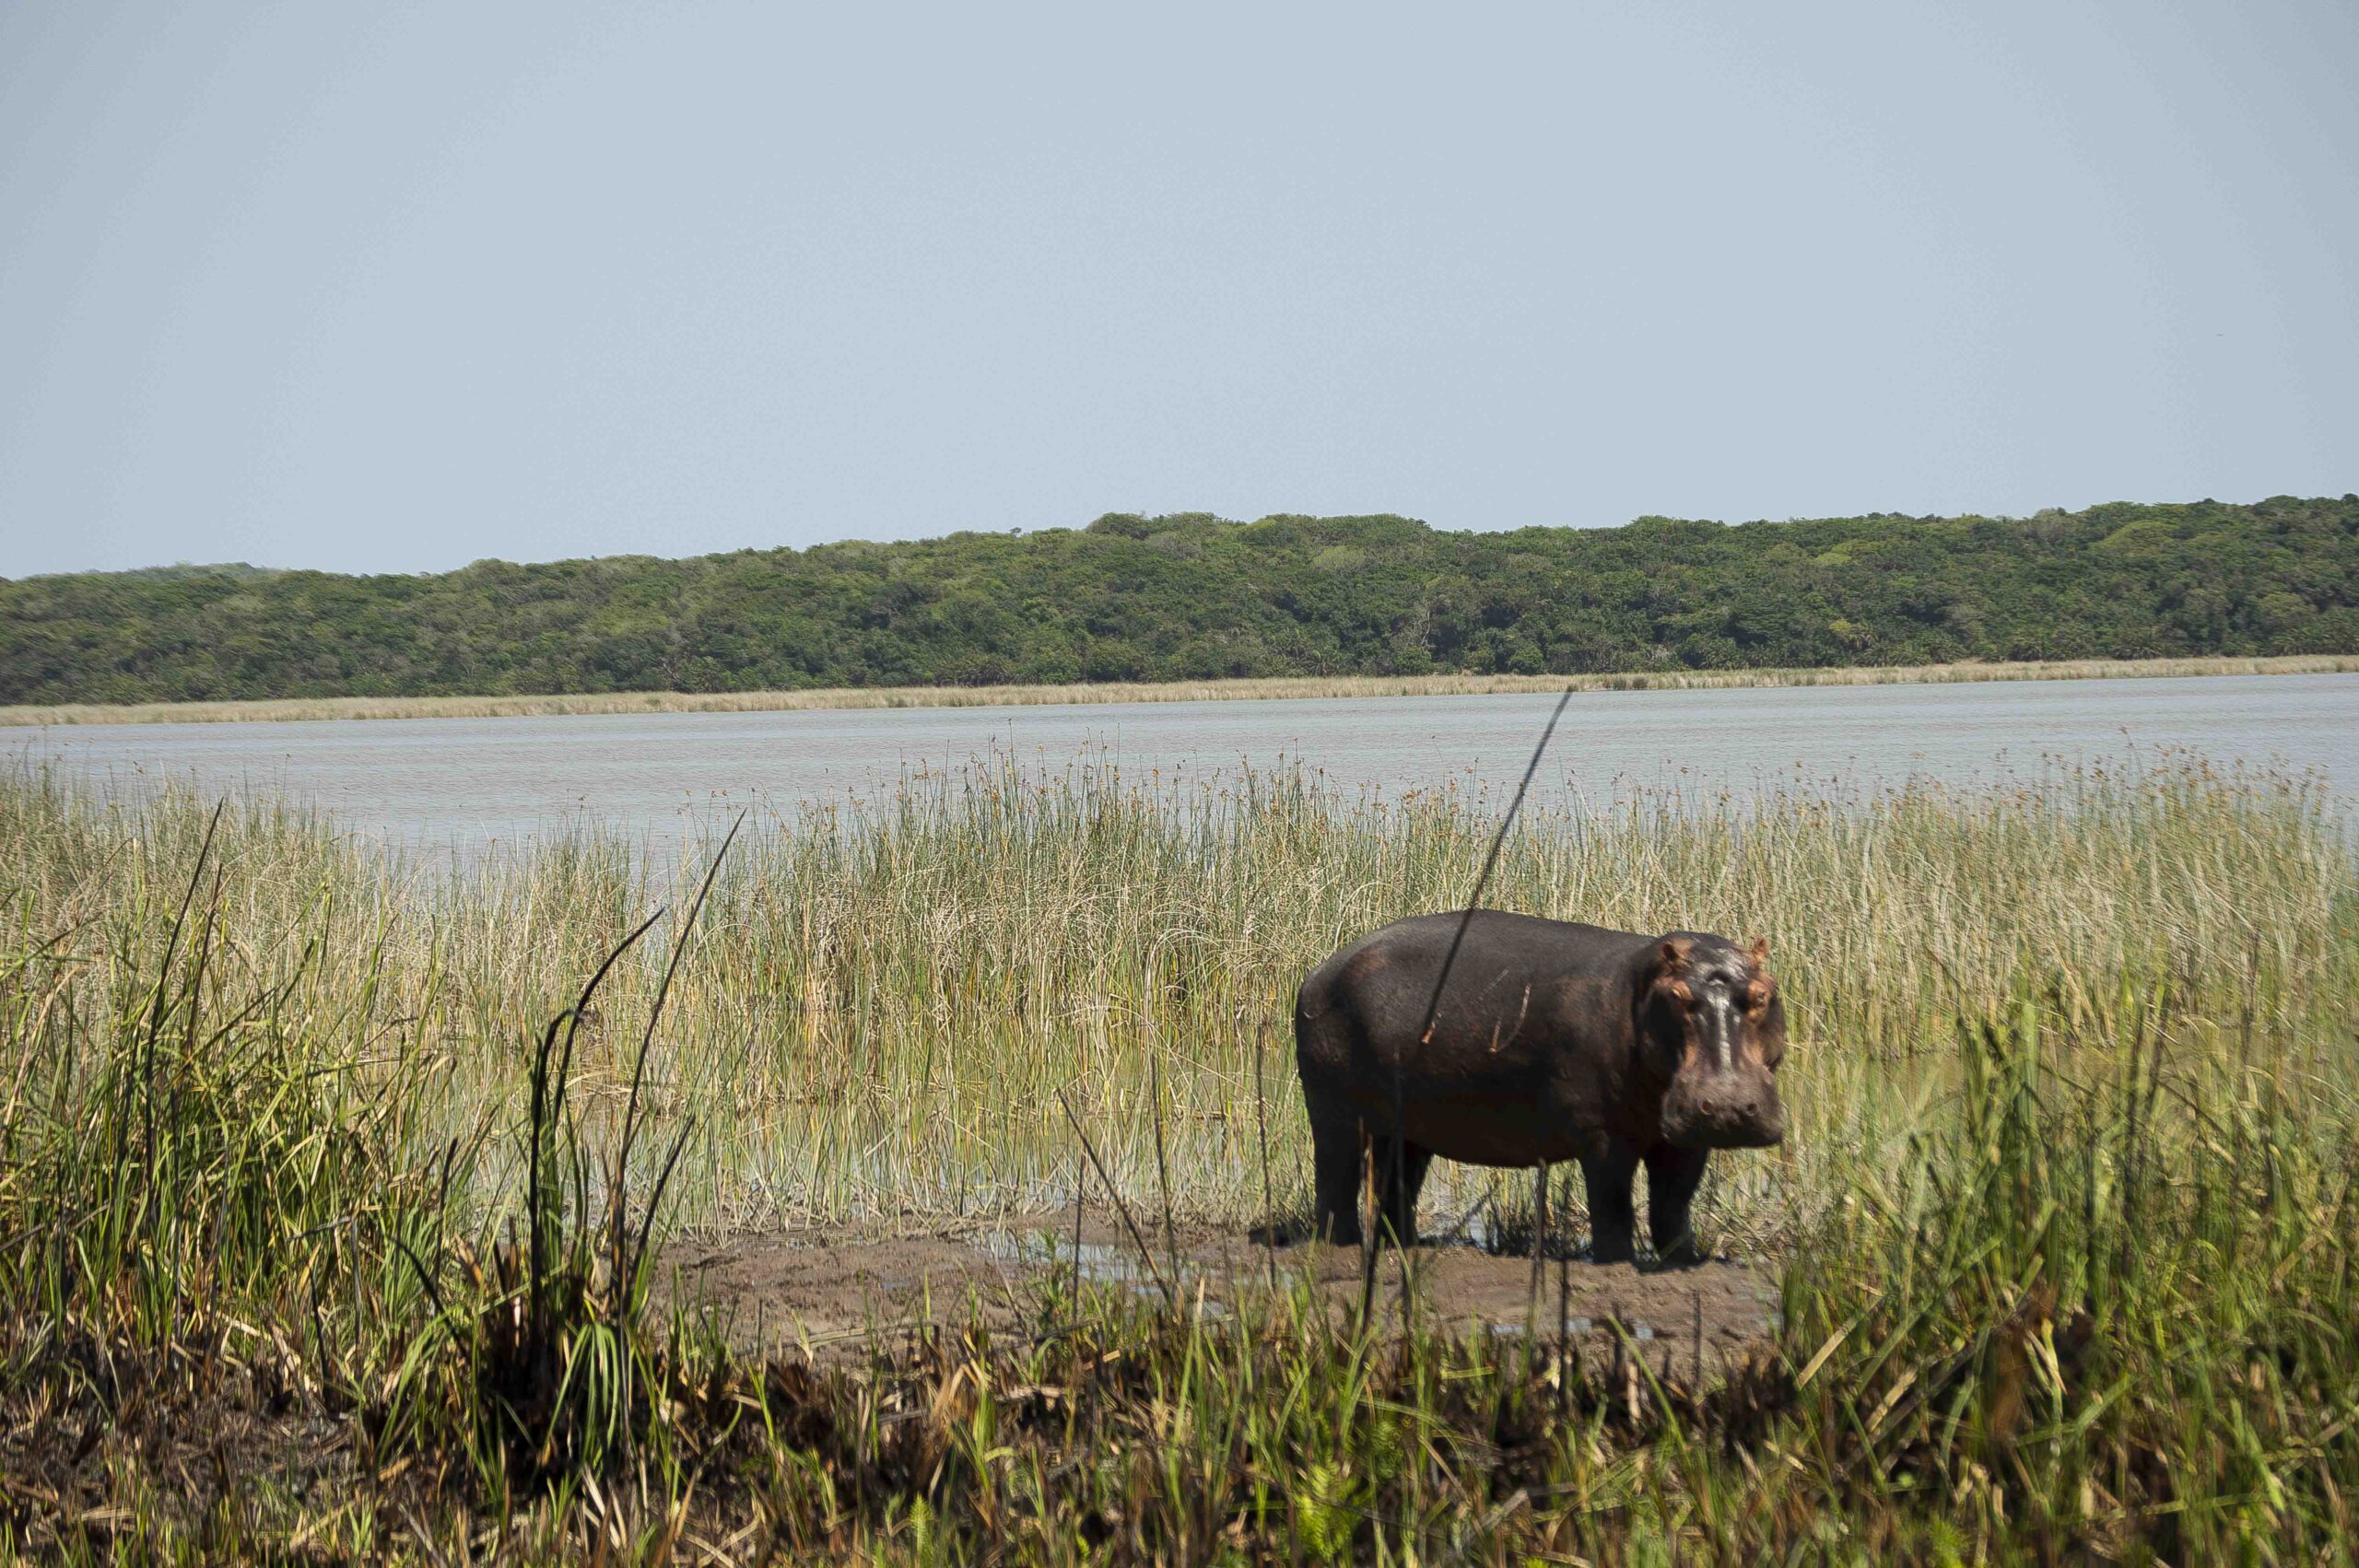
[[660, 1216, 1779, 1377]]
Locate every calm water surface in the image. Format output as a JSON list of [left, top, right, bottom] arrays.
[[8, 673, 2355, 867]]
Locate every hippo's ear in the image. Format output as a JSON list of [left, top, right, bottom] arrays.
[[1648, 937, 1694, 1000], [1744, 938, 1778, 1011]]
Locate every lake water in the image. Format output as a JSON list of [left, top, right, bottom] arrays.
[[7, 673, 2355, 867]]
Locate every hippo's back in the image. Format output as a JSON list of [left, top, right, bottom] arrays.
[[1294, 910, 1656, 1164], [1294, 909, 1650, 1078]]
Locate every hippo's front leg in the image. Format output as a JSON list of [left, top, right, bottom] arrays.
[[1579, 1145, 1639, 1263], [1644, 1145, 1710, 1267]]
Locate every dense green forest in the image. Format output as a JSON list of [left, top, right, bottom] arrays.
[[3, 497, 2355, 704]]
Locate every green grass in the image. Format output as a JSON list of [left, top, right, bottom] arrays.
[[0, 750, 2353, 1560]]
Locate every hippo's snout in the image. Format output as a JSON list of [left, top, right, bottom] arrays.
[[1661, 1073, 1786, 1150]]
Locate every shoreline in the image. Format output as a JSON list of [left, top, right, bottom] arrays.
[[3, 651, 2354, 727]]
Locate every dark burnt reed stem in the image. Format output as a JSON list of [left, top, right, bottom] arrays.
[[607, 812, 743, 1466], [124, 800, 223, 1188], [1525, 1160, 1548, 1374], [1408, 687, 1579, 1053], [2226, 947, 2258, 1270], [1056, 1085, 1174, 1306], [2117, 982, 2171, 1287], [614, 811, 746, 1235], [169, 862, 224, 1150], [161, 861, 228, 1347], [1071, 1156, 1087, 1307], [1149, 1051, 1179, 1293], [1556, 1167, 1571, 1419], [1253, 1020, 1277, 1292], [1389, 687, 1578, 1316], [1609, 1295, 1625, 1407], [628, 1121, 696, 1297], [526, 908, 663, 1352], [2140, 979, 2172, 1200]]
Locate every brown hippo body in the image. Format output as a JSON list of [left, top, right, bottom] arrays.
[[1293, 909, 1786, 1263]]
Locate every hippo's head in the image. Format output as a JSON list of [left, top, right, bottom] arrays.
[[1638, 934, 1787, 1149]]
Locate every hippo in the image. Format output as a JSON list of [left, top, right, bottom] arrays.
[[1292, 911, 1786, 1263]]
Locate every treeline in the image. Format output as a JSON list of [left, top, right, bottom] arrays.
[[3, 497, 2356, 705]]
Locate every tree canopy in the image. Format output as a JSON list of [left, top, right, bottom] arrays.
[[4, 497, 2355, 705]]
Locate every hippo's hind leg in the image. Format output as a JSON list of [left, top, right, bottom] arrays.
[[1579, 1144, 1639, 1265], [1372, 1136, 1433, 1246], [1306, 1094, 1366, 1246], [1643, 1145, 1710, 1267]]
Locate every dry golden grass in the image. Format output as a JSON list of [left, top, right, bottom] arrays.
[[6, 652, 2353, 727]]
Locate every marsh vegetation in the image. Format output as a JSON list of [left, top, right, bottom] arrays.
[[1, 750, 2353, 1560], [7, 652, 2357, 729]]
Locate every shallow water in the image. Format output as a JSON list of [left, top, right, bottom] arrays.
[[7, 673, 2354, 866]]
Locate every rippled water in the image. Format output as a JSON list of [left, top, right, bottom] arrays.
[[8, 673, 2354, 866]]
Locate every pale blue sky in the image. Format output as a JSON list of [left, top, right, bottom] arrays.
[[2, 1, 2353, 578]]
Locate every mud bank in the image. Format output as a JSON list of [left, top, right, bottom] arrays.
[[660, 1216, 1779, 1375]]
